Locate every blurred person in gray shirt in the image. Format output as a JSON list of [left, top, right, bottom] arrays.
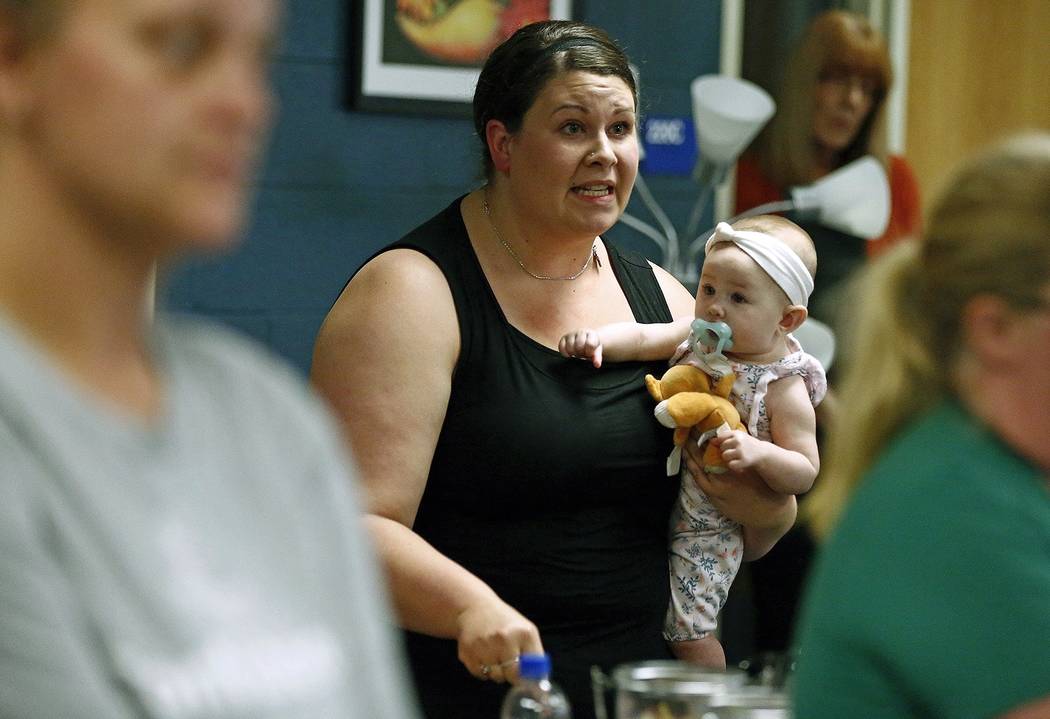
[[0, 1, 418, 717]]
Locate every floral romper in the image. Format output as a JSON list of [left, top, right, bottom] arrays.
[[663, 334, 826, 642]]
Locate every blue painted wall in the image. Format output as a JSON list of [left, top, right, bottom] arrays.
[[162, 1, 724, 373]]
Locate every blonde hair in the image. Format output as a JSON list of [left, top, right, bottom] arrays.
[[806, 132, 1050, 539], [759, 10, 892, 188]]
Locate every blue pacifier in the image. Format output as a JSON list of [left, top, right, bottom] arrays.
[[688, 319, 734, 360]]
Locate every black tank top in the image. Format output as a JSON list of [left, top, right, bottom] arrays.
[[375, 197, 677, 718]]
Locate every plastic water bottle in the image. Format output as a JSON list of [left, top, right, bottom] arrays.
[[500, 653, 572, 718]]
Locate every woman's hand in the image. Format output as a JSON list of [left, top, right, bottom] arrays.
[[683, 432, 797, 560], [456, 596, 544, 684], [365, 515, 543, 686]]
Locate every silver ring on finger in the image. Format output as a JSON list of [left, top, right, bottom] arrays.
[[480, 664, 491, 677]]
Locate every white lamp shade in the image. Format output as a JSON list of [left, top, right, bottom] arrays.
[[691, 75, 775, 167], [790, 156, 890, 240]]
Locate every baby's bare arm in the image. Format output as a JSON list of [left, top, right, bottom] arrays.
[[761, 376, 820, 493], [558, 318, 691, 367], [712, 376, 818, 494]]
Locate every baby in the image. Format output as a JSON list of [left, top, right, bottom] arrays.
[[559, 216, 826, 667]]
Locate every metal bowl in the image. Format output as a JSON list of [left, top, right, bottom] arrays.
[[592, 661, 749, 719]]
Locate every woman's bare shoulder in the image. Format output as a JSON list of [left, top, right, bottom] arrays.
[[328, 249, 454, 324], [314, 248, 459, 373]]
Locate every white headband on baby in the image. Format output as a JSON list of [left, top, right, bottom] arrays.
[[704, 222, 814, 307]]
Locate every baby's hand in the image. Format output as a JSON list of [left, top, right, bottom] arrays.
[[558, 329, 604, 368], [710, 426, 767, 474]]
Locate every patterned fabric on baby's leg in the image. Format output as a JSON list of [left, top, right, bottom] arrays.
[[663, 470, 744, 641]]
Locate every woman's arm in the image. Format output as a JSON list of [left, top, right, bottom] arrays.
[[363, 515, 542, 680], [311, 249, 541, 682]]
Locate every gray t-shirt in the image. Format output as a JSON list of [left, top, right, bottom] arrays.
[[0, 313, 419, 719]]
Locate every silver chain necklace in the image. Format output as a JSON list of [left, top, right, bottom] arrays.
[[482, 196, 597, 281]]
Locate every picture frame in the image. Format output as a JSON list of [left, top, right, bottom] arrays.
[[348, 0, 575, 117]]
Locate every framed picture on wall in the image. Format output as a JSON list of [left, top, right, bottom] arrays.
[[348, 0, 574, 116]]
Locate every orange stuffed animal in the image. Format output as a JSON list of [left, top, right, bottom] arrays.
[[644, 364, 747, 475]]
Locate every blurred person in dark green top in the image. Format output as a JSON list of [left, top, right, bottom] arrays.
[[794, 133, 1050, 719]]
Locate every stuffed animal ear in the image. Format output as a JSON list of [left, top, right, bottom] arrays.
[[644, 374, 664, 401]]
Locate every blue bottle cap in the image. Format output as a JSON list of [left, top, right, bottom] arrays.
[[518, 653, 551, 680]]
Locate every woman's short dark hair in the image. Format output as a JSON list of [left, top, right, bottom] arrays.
[[472, 20, 636, 179]]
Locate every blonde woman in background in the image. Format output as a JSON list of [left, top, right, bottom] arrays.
[[793, 132, 1050, 719]]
